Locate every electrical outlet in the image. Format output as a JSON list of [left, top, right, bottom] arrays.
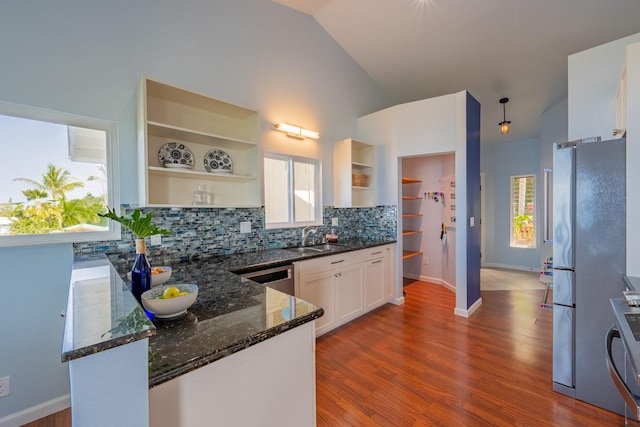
[[423, 257, 429, 265], [150, 234, 162, 246], [0, 376, 10, 398], [240, 221, 251, 234], [332, 218, 339, 227]]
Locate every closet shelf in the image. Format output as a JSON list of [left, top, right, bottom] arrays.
[[402, 177, 422, 184], [402, 251, 423, 260]]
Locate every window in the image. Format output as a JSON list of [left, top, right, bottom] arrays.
[[0, 101, 120, 246], [264, 153, 321, 229], [510, 175, 535, 248]]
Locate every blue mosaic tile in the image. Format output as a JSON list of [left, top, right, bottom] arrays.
[[73, 205, 397, 265]]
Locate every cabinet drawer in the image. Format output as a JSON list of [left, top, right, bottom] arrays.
[[295, 253, 354, 277]]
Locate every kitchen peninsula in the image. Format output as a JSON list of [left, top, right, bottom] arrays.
[[62, 238, 394, 426]]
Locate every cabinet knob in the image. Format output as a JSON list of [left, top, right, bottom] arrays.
[[613, 128, 624, 136]]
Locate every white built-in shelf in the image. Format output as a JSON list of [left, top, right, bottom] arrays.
[[147, 121, 258, 150], [147, 166, 255, 182], [138, 77, 261, 208], [334, 138, 376, 208], [352, 161, 374, 169]]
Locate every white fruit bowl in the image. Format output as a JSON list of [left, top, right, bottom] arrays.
[[127, 266, 172, 287], [141, 284, 198, 319], [151, 266, 172, 286]]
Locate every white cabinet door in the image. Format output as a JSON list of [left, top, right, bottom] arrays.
[[384, 245, 394, 301], [297, 269, 337, 336], [364, 258, 385, 311], [335, 263, 365, 325]]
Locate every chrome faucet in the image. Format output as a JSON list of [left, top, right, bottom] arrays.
[[301, 226, 318, 246]]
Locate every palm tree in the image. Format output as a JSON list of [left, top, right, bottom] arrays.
[[14, 163, 84, 202]]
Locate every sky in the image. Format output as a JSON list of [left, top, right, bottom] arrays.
[[0, 114, 105, 204]]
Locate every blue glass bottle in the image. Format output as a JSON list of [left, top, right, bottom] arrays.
[[130, 238, 151, 304]]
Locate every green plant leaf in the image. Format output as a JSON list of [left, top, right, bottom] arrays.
[[99, 208, 171, 238]]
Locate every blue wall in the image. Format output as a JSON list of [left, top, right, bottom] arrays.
[[483, 138, 541, 270], [465, 93, 481, 307]]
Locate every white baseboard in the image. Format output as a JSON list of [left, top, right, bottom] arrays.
[[403, 274, 456, 293], [483, 263, 538, 273], [454, 297, 483, 318], [0, 394, 70, 427]]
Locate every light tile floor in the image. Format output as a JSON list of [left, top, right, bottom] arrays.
[[481, 267, 546, 291]]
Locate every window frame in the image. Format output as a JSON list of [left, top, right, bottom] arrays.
[[509, 174, 536, 249], [0, 100, 121, 247], [263, 152, 322, 230]]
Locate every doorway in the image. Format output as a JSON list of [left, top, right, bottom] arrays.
[[400, 153, 456, 291]]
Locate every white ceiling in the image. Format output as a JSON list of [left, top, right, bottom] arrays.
[[272, 0, 640, 145]]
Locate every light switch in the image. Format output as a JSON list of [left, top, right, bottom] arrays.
[[150, 234, 162, 246], [470, 217, 475, 227], [240, 221, 251, 234], [332, 218, 339, 227]]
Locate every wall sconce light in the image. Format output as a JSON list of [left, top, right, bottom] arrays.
[[499, 97, 511, 134], [274, 122, 319, 140]]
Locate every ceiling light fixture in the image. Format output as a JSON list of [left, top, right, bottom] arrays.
[[274, 122, 319, 140], [499, 97, 511, 135]]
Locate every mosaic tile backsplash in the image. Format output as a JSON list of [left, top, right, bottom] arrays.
[[74, 205, 397, 267]]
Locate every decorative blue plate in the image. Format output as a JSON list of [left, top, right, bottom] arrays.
[[158, 142, 194, 168], [204, 149, 233, 173]]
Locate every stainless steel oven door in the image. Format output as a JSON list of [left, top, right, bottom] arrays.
[[606, 325, 640, 424]]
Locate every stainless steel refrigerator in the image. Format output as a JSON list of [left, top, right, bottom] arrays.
[[552, 137, 626, 414]]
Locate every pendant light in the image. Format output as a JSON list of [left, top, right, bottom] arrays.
[[499, 97, 511, 134]]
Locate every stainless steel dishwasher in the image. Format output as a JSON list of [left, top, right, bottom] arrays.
[[240, 264, 294, 296]]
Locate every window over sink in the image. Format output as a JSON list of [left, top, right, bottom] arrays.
[[0, 101, 120, 246], [263, 152, 321, 229]]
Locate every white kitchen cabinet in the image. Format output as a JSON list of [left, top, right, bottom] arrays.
[[364, 256, 385, 311], [335, 262, 365, 324], [137, 77, 262, 207], [297, 269, 337, 336], [295, 244, 395, 336], [333, 138, 376, 207]]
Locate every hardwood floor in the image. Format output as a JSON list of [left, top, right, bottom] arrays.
[[27, 279, 623, 426], [316, 280, 623, 426]]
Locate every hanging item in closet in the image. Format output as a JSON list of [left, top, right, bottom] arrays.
[[426, 192, 445, 203], [441, 174, 456, 227], [440, 223, 447, 245]]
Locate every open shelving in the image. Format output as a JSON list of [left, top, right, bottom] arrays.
[[334, 138, 376, 207], [137, 78, 262, 207], [401, 176, 423, 265]]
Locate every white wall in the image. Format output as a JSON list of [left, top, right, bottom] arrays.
[[568, 33, 640, 277], [0, 0, 389, 419], [626, 42, 640, 276], [358, 92, 471, 312]]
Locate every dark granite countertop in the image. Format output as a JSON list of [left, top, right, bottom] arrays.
[[62, 256, 156, 362], [63, 238, 395, 388]]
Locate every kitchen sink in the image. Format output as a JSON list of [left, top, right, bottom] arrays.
[[285, 244, 346, 254]]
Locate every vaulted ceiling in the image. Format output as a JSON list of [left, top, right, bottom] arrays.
[[272, 0, 640, 145]]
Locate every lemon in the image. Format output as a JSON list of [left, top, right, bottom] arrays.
[[162, 286, 181, 299], [178, 291, 189, 296]]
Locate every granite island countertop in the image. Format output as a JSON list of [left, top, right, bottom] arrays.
[[63, 238, 395, 388]]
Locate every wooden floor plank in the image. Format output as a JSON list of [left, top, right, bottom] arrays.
[[315, 280, 623, 426]]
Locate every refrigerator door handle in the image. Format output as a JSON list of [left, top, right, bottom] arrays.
[[605, 325, 640, 419], [543, 168, 552, 243]]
